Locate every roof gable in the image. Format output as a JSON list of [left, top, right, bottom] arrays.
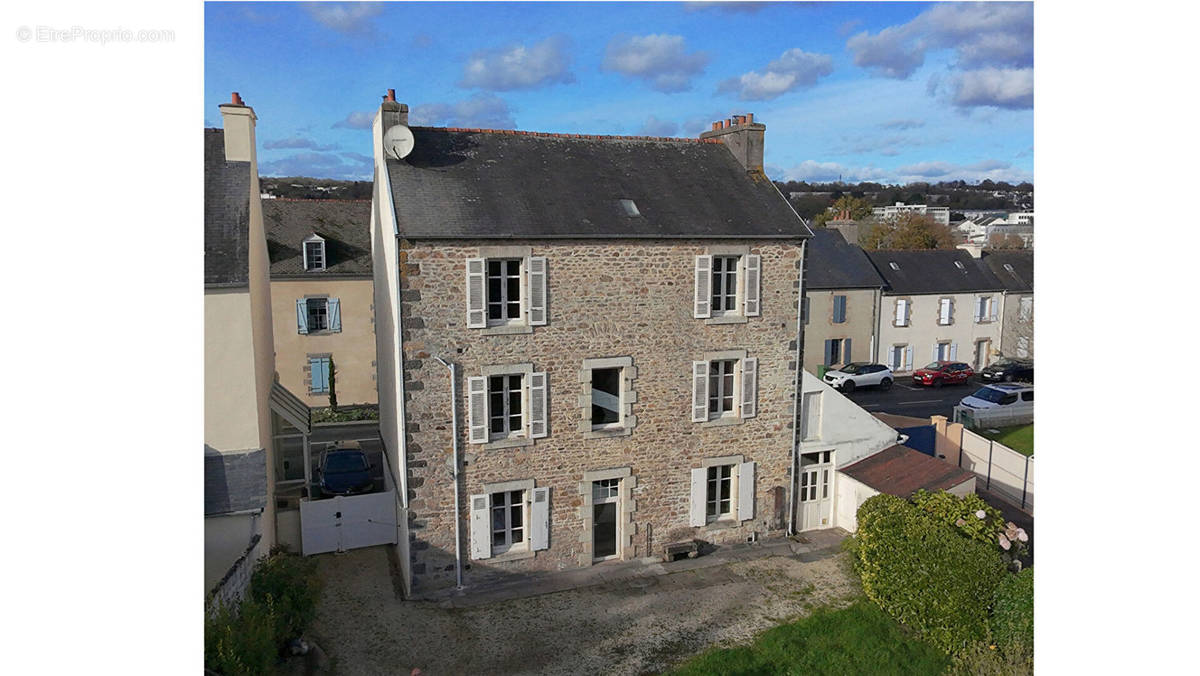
[[386, 127, 809, 239]]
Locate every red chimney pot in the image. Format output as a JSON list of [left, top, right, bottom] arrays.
[[746, 113, 754, 124], [231, 92, 244, 105], [386, 88, 396, 102]]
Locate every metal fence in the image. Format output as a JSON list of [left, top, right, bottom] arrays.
[[953, 405, 1034, 430]]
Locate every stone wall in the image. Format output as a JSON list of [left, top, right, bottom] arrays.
[[398, 239, 804, 592]]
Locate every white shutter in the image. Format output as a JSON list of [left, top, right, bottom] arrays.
[[527, 256, 548, 326], [530, 487, 550, 551], [895, 299, 907, 325], [737, 461, 755, 521], [470, 494, 491, 560], [467, 376, 489, 444], [950, 343, 958, 360], [466, 258, 487, 328], [743, 254, 761, 316], [905, 345, 913, 370], [932, 345, 939, 363], [528, 371, 548, 438], [989, 297, 998, 322], [974, 297, 984, 322], [939, 298, 951, 324], [694, 255, 712, 318], [691, 361, 709, 422], [689, 467, 707, 526], [740, 357, 757, 418]]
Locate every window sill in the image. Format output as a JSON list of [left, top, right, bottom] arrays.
[[489, 546, 535, 563], [480, 323, 534, 336], [700, 415, 745, 428], [581, 423, 633, 439], [482, 436, 535, 451], [702, 518, 739, 533], [303, 330, 340, 336], [705, 314, 748, 326]]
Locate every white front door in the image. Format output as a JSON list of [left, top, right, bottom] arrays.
[[798, 451, 834, 531]]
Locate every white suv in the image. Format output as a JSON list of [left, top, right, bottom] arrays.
[[822, 362, 894, 393], [960, 383, 1033, 413]]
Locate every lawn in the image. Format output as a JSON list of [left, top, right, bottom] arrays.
[[670, 599, 948, 676], [978, 424, 1034, 456]]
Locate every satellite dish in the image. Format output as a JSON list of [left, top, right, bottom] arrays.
[[383, 125, 415, 160]]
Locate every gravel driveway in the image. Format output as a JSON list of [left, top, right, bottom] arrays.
[[304, 544, 861, 675]]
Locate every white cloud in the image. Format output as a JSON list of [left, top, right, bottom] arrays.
[[894, 158, 1031, 184], [303, 2, 383, 37], [602, 34, 709, 92], [778, 160, 889, 183], [639, 116, 679, 137], [332, 112, 374, 130], [259, 151, 373, 180], [950, 68, 1033, 110], [410, 94, 516, 129], [459, 36, 575, 91], [847, 2, 1032, 81], [263, 136, 337, 151], [717, 48, 833, 100]]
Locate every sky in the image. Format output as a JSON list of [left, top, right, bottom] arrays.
[[204, 1, 1033, 184]]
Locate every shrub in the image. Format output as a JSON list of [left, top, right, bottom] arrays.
[[854, 494, 1007, 653], [990, 567, 1033, 654], [249, 547, 322, 642], [204, 597, 279, 675], [946, 640, 1032, 676], [910, 489, 1004, 546]]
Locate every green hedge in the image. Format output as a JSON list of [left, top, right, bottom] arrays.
[[990, 567, 1034, 654], [854, 494, 1007, 653], [910, 489, 1004, 546], [250, 548, 322, 642]]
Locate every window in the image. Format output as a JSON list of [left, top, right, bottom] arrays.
[[591, 367, 621, 427], [801, 391, 822, 441], [708, 360, 737, 417], [832, 295, 847, 324], [295, 298, 340, 334], [823, 338, 851, 366], [692, 353, 757, 423], [938, 297, 953, 325], [467, 366, 548, 444], [889, 261, 900, 271], [705, 465, 733, 522], [465, 253, 547, 330], [303, 236, 326, 272], [975, 295, 997, 323], [891, 344, 913, 372], [935, 341, 953, 362], [694, 254, 761, 319], [308, 356, 331, 394], [619, 198, 640, 217], [799, 451, 833, 502], [488, 374, 524, 437], [894, 298, 910, 327], [490, 489, 526, 555]]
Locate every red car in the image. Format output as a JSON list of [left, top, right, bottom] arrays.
[[912, 361, 974, 387]]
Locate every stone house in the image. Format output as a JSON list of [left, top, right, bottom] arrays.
[[265, 199, 378, 411], [980, 251, 1034, 359], [801, 229, 886, 374], [369, 95, 830, 595], [866, 249, 1008, 374]]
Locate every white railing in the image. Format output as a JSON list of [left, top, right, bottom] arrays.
[[956, 428, 1033, 511]]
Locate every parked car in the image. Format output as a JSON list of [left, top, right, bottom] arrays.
[[912, 361, 974, 388], [979, 358, 1033, 383], [959, 383, 1034, 413], [317, 445, 374, 497], [823, 362, 894, 392]]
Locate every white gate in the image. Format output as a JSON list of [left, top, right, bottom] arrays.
[[299, 490, 398, 556]]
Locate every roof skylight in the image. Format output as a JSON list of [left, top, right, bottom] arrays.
[[619, 199, 640, 217]]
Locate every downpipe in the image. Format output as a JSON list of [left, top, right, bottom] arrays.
[[434, 356, 464, 590], [787, 238, 809, 536]]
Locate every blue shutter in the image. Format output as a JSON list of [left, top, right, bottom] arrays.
[[310, 357, 328, 393], [296, 300, 309, 334], [328, 298, 341, 332], [833, 296, 846, 323], [844, 338, 852, 364], [824, 340, 833, 366]]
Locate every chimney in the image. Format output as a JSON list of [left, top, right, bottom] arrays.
[[218, 91, 256, 163], [699, 112, 765, 173], [380, 88, 409, 131]]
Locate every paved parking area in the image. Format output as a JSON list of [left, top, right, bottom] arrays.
[[841, 376, 982, 419], [305, 534, 860, 675]]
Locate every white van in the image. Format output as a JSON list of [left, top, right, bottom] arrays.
[[959, 383, 1033, 413]]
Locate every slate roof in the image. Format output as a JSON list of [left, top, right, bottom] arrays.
[[264, 199, 373, 278], [866, 249, 1005, 295], [841, 445, 975, 497], [385, 127, 810, 239], [980, 251, 1033, 293], [805, 228, 886, 290], [204, 128, 252, 287], [204, 447, 267, 516]]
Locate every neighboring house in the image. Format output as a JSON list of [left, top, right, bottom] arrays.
[[981, 251, 1034, 359], [265, 199, 377, 408], [867, 249, 1007, 374], [871, 202, 951, 226], [371, 97, 821, 595], [802, 229, 886, 373], [204, 95, 277, 598]]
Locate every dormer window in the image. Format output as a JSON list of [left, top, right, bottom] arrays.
[[303, 235, 326, 272]]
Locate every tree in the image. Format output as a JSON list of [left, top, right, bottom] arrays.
[[327, 357, 338, 411], [862, 212, 956, 250], [812, 195, 873, 227], [988, 233, 1027, 250]]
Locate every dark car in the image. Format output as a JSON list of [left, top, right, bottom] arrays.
[[979, 358, 1033, 383], [317, 447, 374, 497], [912, 361, 974, 388]]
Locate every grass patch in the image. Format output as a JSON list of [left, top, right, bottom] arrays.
[[670, 599, 948, 676], [977, 424, 1033, 456]]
